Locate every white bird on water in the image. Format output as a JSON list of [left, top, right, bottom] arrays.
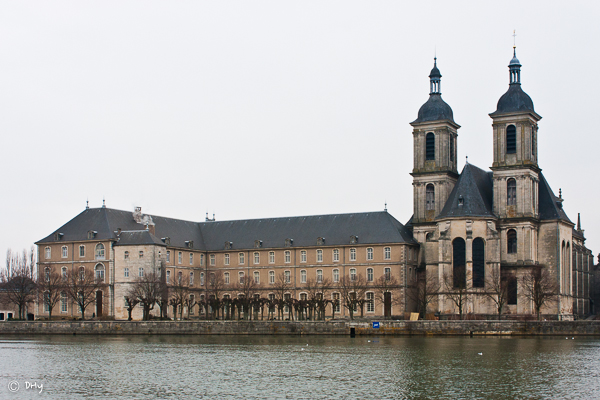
[[478, 352, 482, 356]]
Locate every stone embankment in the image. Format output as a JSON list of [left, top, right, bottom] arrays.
[[0, 320, 599, 336]]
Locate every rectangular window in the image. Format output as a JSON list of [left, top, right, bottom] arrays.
[[384, 247, 391, 260], [200, 254, 205, 266], [224, 272, 230, 284], [284, 270, 291, 283], [317, 269, 323, 283], [350, 268, 356, 281], [190, 253, 194, 265], [333, 249, 339, 262], [79, 245, 85, 258], [300, 250, 307, 263], [350, 248, 356, 261], [333, 269, 339, 282], [166, 270, 171, 284], [139, 251, 143, 258], [225, 253, 230, 265], [254, 271, 260, 284], [367, 268, 374, 282], [317, 249, 323, 262], [60, 292, 68, 313], [200, 272, 205, 286], [301, 270, 307, 283], [366, 292, 374, 312], [45, 247, 51, 259], [254, 252, 260, 264], [210, 254, 216, 266], [239, 253, 245, 264], [190, 272, 194, 286], [367, 248, 374, 260], [44, 293, 50, 312], [285, 251, 291, 263], [124, 251, 129, 260], [269, 252, 275, 264], [189, 295, 195, 315], [178, 252, 182, 264], [62, 246, 68, 258], [239, 272, 244, 284], [333, 293, 340, 312], [138, 267, 144, 277], [384, 267, 391, 281], [269, 271, 275, 284], [124, 267, 129, 278], [166, 251, 171, 263]]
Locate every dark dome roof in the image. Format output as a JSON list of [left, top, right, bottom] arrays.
[[429, 64, 441, 78], [509, 54, 521, 66], [491, 84, 534, 115], [412, 94, 454, 124]]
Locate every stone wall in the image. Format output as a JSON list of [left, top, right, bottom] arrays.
[[0, 320, 599, 336]]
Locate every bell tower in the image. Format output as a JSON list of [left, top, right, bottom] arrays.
[[410, 58, 460, 224], [489, 48, 542, 219]]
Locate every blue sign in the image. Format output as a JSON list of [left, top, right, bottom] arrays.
[[372, 321, 380, 329]]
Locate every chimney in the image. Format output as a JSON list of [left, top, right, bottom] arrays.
[[148, 224, 156, 235]]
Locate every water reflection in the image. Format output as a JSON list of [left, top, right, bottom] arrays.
[[0, 335, 598, 399]]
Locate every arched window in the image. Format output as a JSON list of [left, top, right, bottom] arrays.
[[61, 266, 67, 280], [178, 271, 182, 284], [426, 132, 435, 160], [472, 238, 485, 288], [507, 178, 517, 206], [44, 267, 51, 281], [426, 184, 435, 211], [95, 243, 105, 260], [507, 229, 517, 254], [79, 266, 85, 280], [95, 264, 105, 282], [452, 238, 466, 289], [506, 125, 516, 154]]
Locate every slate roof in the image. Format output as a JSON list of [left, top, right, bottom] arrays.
[[437, 163, 494, 219], [412, 94, 455, 124], [538, 173, 572, 223], [114, 230, 166, 247], [37, 208, 417, 250], [490, 84, 536, 116]]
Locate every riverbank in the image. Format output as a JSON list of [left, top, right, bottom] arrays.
[[1, 320, 600, 335]]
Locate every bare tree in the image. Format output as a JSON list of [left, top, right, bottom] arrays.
[[206, 271, 226, 319], [339, 273, 367, 320], [1, 248, 37, 320], [65, 266, 106, 320], [442, 265, 468, 320], [272, 272, 291, 320], [127, 271, 163, 321], [169, 281, 189, 320], [235, 274, 258, 320], [38, 264, 64, 320], [522, 265, 559, 320], [483, 267, 511, 320], [406, 269, 440, 319], [123, 295, 140, 321]]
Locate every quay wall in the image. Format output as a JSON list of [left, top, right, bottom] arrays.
[[0, 320, 600, 336]]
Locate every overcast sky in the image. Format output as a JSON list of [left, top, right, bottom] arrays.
[[2, 1, 599, 263]]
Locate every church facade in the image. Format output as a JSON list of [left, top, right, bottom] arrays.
[[35, 48, 595, 321]]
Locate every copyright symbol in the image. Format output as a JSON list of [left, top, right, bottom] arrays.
[[7, 380, 19, 392]]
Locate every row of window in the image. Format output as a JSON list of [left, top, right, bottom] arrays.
[[220, 267, 392, 285], [45, 244, 105, 260], [165, 247, 393, 266], [45, 265, 106, 282]]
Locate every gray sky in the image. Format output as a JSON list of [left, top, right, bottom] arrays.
[[2, 1, 599, 262]]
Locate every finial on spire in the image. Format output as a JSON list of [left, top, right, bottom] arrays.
[[466, 155, 469, 164], [384, 201, 387, 212], [559, 188, 562, 199], [86, 199, 89, 210], [513, 29, 517, 51], [102, 197, 106, 208], [577, 213, 581, 231]]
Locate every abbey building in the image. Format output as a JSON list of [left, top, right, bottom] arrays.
[[35, 48, 595, 320]]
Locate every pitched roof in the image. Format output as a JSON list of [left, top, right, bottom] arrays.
[[37, 208, 416, 250], [437, 163, 494, 219], [538, 173, 572, 223], [114, 230, 166, 247]]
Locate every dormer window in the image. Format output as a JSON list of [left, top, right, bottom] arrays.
[[224, 241, 233, 250], [185, 241, 194, 249], [87, 231, 97, 239], [285, 238, 293, 247], [162, 237, 171, 245], [458, 195, 464, 206], [254, 240, 263, 248], [350, 235, 358, 244], [317, 237, 325, 246]]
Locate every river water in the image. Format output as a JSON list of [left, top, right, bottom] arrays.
[[0, 335, 599, 399]]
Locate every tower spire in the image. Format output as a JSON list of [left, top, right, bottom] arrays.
[[509, 31, 521, 85], [429, 57, 441, 94]]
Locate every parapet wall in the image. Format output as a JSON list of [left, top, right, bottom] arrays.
[[0, 320, 599, 336]]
